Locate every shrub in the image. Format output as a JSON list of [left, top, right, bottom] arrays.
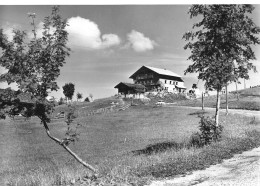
[[58, 97, 65, 105], [199, 116, 223, 146], [188, 116, 223, 147], [189, 132, 203, 147], [84, 97, 90, 102]]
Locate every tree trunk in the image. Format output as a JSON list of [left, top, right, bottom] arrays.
[[225, 85, 228, 115], [41, 119, 98, 174], [202, 92, 204, 110], [235, 82, 239, 100], [215, 89, 221, 126]]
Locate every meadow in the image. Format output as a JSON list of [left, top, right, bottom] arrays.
[[176, 89, 260, 111], [1, 105, 260, 185]]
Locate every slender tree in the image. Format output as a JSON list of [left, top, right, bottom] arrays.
[[183, 5, 260, 125], [76, 92, 83, 102], [62, 83, 75, 103], [58, 97, 65, 105], [0, 6, 97, 173]]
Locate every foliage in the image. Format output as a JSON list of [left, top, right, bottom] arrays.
[[188, 115, 223, 147], [183, 5, 260, 91], [192, 83, 197, 89], [183, 5, 260, 124], [157, 80, 165, 90], [58, 97, 65, 105], [76, 92, 83, 102], [189, 132, 203, 147], [84, 97, 90, 102], [62, 105, 81, 146], [0, 6, 70, 119], [198, 115, 223, 145], [62, 83, 75, 101], [0, 6, 97, 173]]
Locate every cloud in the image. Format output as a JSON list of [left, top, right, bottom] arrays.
[[27, 17, 120, 50], [101, 34, 121, 48], [66, 16, 120, 49], [126, 30, 157, 52]]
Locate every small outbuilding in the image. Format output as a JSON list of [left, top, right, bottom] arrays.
[[114, 82, 146, 98]]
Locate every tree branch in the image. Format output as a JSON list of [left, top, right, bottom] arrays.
[[41, 119, 98, 174]]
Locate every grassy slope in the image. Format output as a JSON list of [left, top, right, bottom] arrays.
[[176, 87, 260, 110], [232, 87, 260, 96], [53, 96, 121, 115], [1, 105, 260, 185]]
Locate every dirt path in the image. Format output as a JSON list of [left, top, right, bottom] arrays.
[[150, 146, 260, 186], [149, 106, 260, 186]]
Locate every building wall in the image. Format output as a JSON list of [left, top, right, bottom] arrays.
[[159, 78, 184, 93]]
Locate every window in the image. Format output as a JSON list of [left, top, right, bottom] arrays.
[[170, 81, 171, 84], [165, 80, 167, 84], [176, 82, 178, 85]]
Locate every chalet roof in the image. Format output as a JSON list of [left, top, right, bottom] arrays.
[[129, 66, 182, 80], [145, 66, 182, 78]]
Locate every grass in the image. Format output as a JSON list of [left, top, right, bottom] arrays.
[[176, 92, 260, 110], [53, 96, 121, 116], [134, 130, 260, 178], [1, 106, 260, 185], [232, 87, 260, 96]]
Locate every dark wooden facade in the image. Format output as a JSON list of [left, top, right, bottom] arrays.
[[114, 82, 146, 95]]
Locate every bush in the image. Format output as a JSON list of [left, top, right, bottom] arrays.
[[58, 97, 65, 105], [189, 116, 223, 147], [199, 116, 223, 146], [189, 132, 203, 147]]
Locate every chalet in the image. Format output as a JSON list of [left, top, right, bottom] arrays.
[[114, 66, 186, 97], [129, 66, 186, 93]]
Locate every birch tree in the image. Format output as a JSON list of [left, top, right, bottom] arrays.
[[183, 4, 260, 125]]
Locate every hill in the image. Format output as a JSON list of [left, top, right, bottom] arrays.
[[177, 87, 260, 110], [231, 87, 260, 97]]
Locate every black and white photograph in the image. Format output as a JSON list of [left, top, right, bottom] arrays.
[[1, 1, 260, 185]]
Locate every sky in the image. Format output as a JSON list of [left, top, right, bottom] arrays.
[[0, 4, 260, 100]]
